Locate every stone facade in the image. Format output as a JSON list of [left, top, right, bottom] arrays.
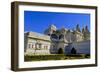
[[24, 24, 90, 55], [24, 32, 51, 55], [65, 40, 90, 54]]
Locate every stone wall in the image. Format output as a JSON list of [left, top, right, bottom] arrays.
[[24, 32, 51, 55], [65, 40, 90, 54]]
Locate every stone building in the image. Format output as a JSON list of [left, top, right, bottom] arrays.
[[24, 32, 51, 55], [24, 24, 90, 55]]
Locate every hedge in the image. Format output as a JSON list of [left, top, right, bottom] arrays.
[[24, 54, 65, 61]]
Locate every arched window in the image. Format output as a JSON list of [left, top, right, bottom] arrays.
[[59, 34, 64, 39], [51, 34, 58, 39]]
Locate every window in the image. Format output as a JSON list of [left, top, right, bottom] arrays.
[[28, 44, 31, 48], [38, 44, 41, 48], [44, 46, 46, 49], [32, 44, 34, 48], [46, 46, 48, 49], [28, 43, 35, 49], [51, 34, 58, 39], [43, 45, 48, 50], [52, 45, 55, 48], [35, 43, 37, 48], [59, 34, 64, 39]]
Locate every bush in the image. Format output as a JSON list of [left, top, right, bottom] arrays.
[[85, 54, 90, 58], [65, 54, 90, 59], [71, 47, 77, 54], [58, 48, 64, 54]]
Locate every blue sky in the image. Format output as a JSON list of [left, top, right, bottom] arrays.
[[24, 11, 90, 34]]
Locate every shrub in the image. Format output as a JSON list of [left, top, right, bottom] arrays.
[[71, 47, 77, 54], [58, 48, 64, 54]]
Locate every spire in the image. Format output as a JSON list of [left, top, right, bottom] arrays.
[[85, 25, 89, 33], [82, 25, 90, 40], [82, 27, 85, 34], [50, 24, 57, 30], [76, 24, 81, 32]]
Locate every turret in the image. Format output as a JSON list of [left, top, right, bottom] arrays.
[[85, 26, 90, 34], [82, 26, 90, 40], [82, 27, 85, 34], [60, 26, 67, 35], [44, 24, 57, 36], [76, 24, 81, 32]]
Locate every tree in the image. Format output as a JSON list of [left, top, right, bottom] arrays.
[[71, 47, 77, 54], [58, 48, 64, 54]]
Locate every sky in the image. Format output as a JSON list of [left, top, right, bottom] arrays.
[[24, 11, 90, 34]]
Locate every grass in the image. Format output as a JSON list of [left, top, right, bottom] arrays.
[[24, 54, 90, 62], [24, 54, 65, 61]]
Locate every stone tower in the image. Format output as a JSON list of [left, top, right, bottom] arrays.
[[82, 26, 90, 40], [76, 24, 81, 32], [44, 24, 57, 36], [73, 24, 83, 42]]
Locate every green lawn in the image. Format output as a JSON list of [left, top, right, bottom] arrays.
[[24, 54, 90, 62]]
